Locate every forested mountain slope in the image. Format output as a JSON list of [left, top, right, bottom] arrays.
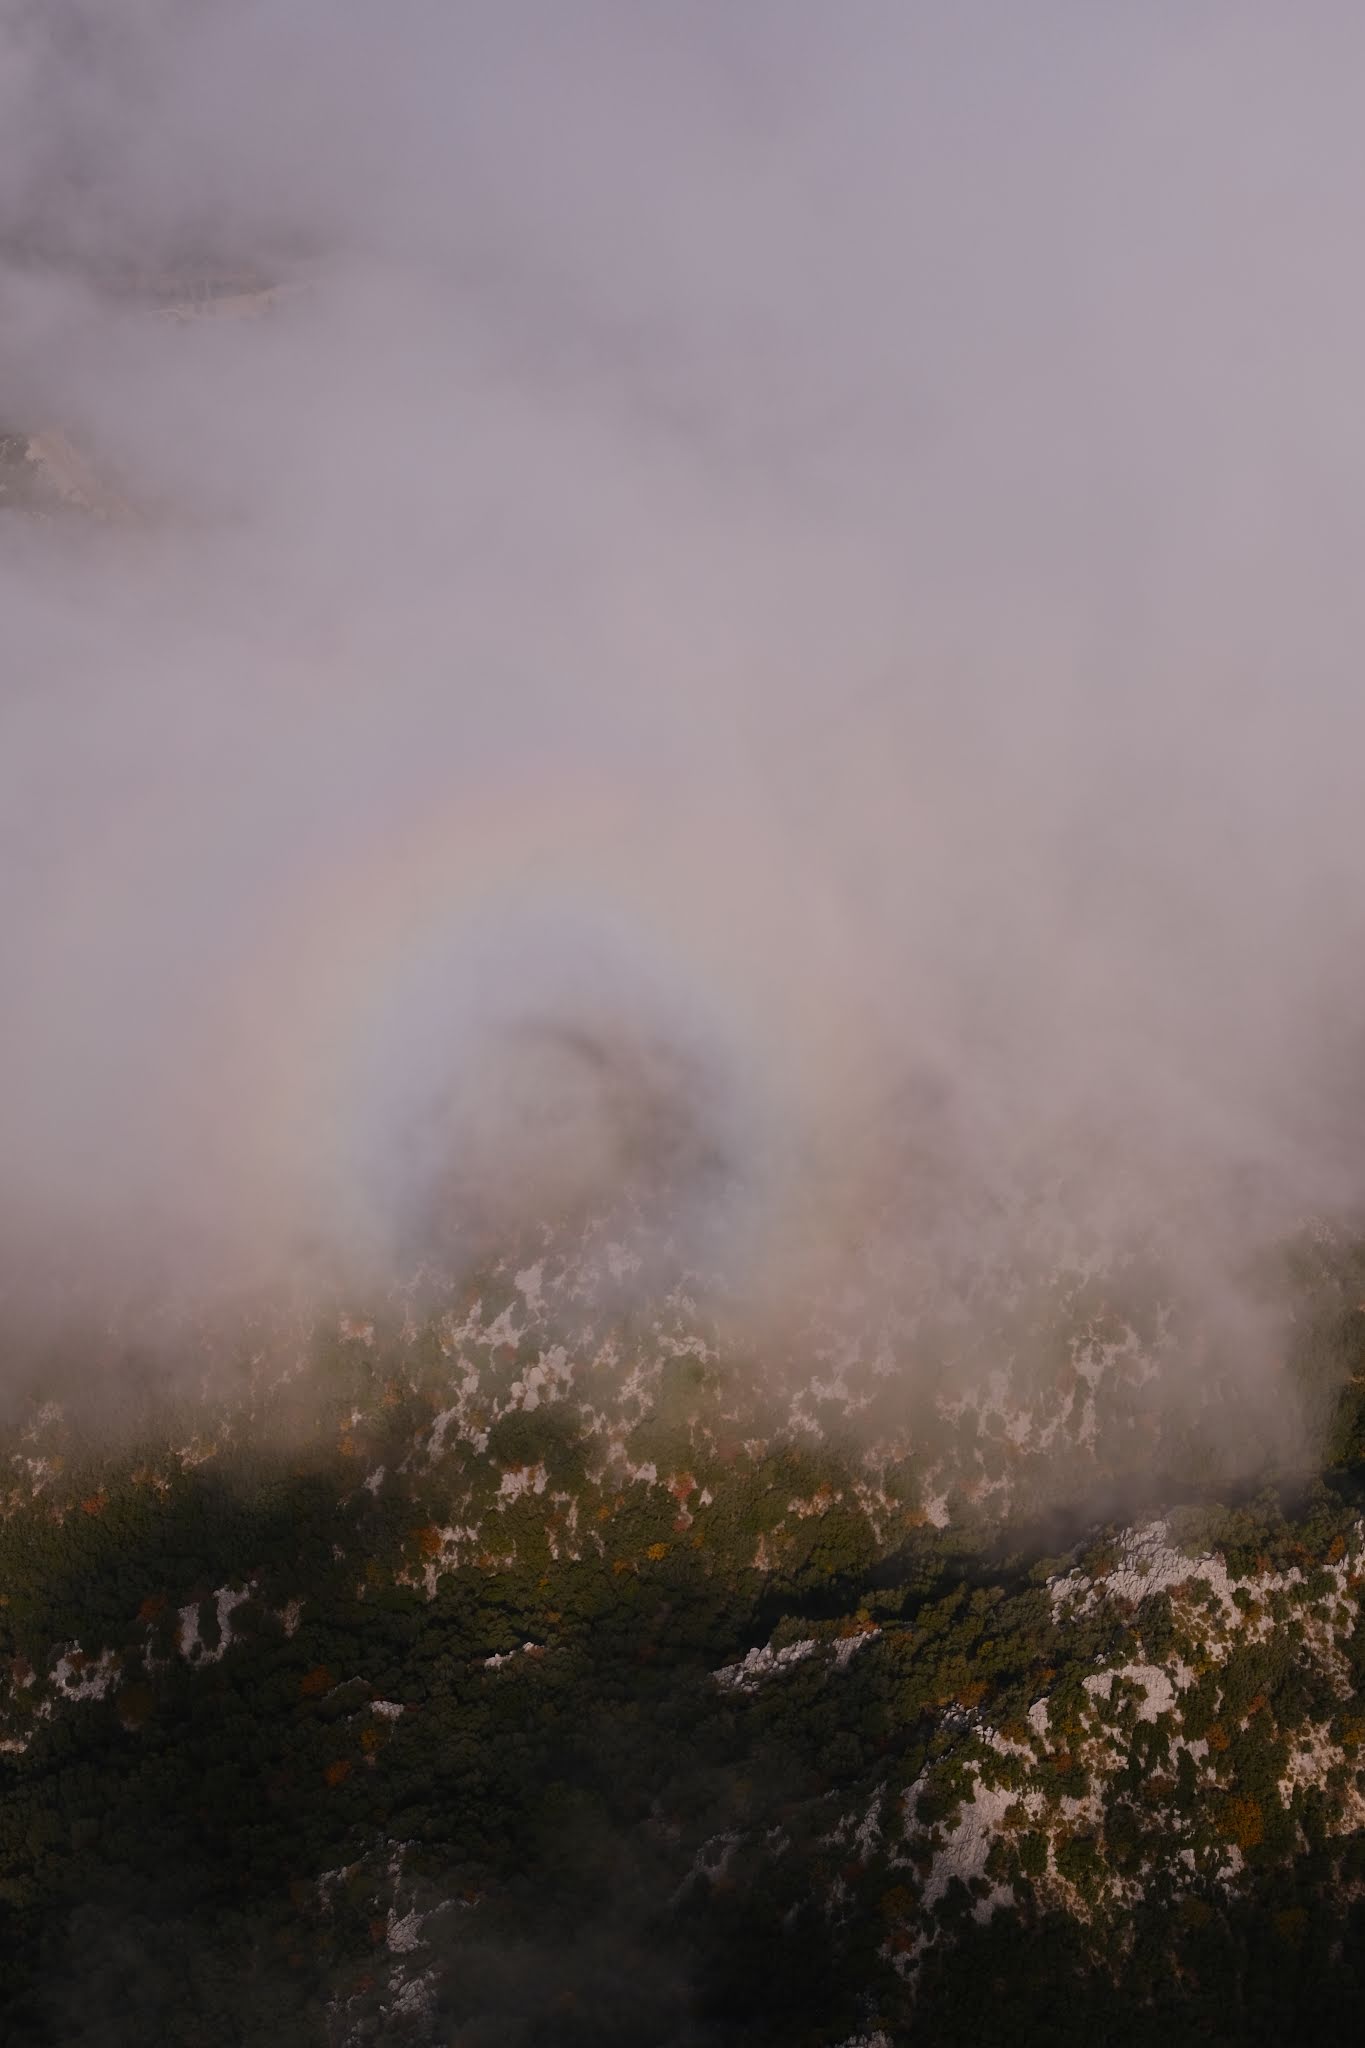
[[3, 1227, 1365, 2045]]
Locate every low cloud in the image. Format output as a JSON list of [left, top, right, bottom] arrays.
[[4, 4, 1365, 1467]]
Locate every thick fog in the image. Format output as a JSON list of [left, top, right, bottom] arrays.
[[4, 3, 1365, 1448]]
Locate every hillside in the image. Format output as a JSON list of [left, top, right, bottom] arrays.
[[2, 1224, 1364, 2045]]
